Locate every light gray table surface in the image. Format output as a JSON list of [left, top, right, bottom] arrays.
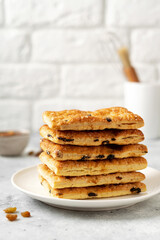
[[0, 134, 160, 240]]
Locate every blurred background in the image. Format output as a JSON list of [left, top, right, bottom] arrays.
[[0, 0, 159, 132]]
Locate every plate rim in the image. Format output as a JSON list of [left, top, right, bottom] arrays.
[[11, 165, 160, 205]]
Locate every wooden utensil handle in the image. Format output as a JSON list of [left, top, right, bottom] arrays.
[[123, 67, 140, 82]]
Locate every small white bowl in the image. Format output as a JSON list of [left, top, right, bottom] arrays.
[[0, 130, 30, 156]]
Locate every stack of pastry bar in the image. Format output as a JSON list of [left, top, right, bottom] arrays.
[[38, 107, 148, 200]]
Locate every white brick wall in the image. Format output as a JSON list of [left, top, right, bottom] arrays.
[[5, 0, 103, 27], [0, 100, 31, 130], [0, 0, 159, 132], [0, 30, 30, 62], [0, 0, 3, 25], [32, 28, 129, 63], [131, 29, 160, 62], [61, 64, 124, 98], [0, 64, 59, 98], [106, 0, 160, 27]]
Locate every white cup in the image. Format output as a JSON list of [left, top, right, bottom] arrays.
[[124, 82, 160, 139]]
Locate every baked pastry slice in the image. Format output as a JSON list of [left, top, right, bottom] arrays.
[[40, 125, 144, 146], [40, 139, 148, 161], [38, 164, 145, 189], [39, 175, 146, 199], [39, 152, 147, 176], [43, 107, 144, 131]]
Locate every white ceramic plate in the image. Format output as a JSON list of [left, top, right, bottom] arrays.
[[11, 166, 160, 211]]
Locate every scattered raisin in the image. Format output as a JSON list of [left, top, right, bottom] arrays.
[[21, 211, 31, 218], [130, 187, 141, 193], [116, 176, 122, 180], [107, 154, 115, 160], [88, 192, 97, 197], [57, 137, 74, 142], [96, 155, 105, 158], [6, 214, 17, 221], [94, 139, 99, 142], [47, 134, 53, 138], [35, 150, 42, 157], [87, 114, 92, 116], [28, 151, 34, 156], [49, 190, 51, 193], [106, 118, 112, 122], [46, 151, 50, 155], [28, 150, 42, 157], [102, 140, 109, 145], [111, 138, 116, 141], [4, 207, 17, 213]]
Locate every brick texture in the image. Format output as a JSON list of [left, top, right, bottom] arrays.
[[156, 65, 160, 82], [0, 64, 59, 99], [0, 100, 31, 130], [5, 0, 103, 27], [134, 64, 157, 82], [61, 64, 124, 98], [131, 29, 160, 62], [0, 0, 159, 131], [0, 0, 3, 25], [106, 0, 160, 27], [0, 30, 30, 62], [32, 29, 128, 63]]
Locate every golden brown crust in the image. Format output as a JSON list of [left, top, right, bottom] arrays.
[[39, 175, 146, 199], [38, 164, 145, 189], [39, 152, 148, 176], [40, 125, 144, 146], [40, 139, 148, 161], [42, 107, 144, 131]]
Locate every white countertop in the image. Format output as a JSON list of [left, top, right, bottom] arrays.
[[0, 134, 160, 240]]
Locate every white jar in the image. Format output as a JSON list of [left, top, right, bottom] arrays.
[[124, 82, 160, 139]]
